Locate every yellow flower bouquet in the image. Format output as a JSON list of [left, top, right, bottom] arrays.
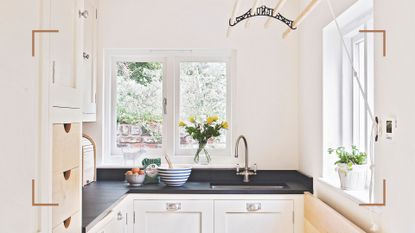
[[179, 116, 228, 164]]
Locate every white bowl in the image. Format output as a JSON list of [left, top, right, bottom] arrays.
[[158, 167, 192, 187], [125, 174, 145, 186]]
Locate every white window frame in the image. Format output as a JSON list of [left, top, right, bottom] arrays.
[[351, 34, 369, 152], [110, 56, 167, 157], [103, 49, 236, 166], [322, 11, 374, 202], [174, 56, 232, 158], [342, 19, 373, 153]]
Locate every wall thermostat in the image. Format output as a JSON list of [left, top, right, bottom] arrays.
[[385, 117, 397, 140]]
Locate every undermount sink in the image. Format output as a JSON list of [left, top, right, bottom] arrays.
[[210, 184, 287, 190]]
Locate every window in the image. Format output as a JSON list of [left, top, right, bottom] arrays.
[[351, 35, 372, 152], [115, 61, 164, 155], [104, 50, 234, 165], [176, 61, 229, 154], [322, 9, 374, 200]]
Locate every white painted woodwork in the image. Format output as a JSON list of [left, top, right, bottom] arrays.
[[52, 211, 81, 233], [214, 200, 294, 233], [304, 192, 366, 233], [53, 123, 81, 173], [87, 194, 303, 233], [87, 211, 116, 233], [82, 0, 98, 121], [50, 0, 83, 109], [52, 167, 81, 227], [134, 200, 214, 233], [50, 107, 83, 124], [112, 199, 129, 233], [1, 0, 42, 231], [86, 198, 130, 233]]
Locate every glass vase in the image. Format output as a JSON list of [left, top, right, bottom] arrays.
[[194, 143, 211, 165]]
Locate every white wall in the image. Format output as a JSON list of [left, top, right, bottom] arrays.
[[0, 0, 40, 231], [299, 0, 415, 232], [85, 0, 301, 169]]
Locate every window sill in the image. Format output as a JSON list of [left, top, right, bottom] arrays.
[[97, 163, 236, 169], [98, 154, 239, 169], [317, 177, 370, 204]]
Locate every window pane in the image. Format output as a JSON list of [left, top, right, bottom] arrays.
[[179, 62, 227, 150], [116, 62, 163, 151], [352, 40, 367, 151]]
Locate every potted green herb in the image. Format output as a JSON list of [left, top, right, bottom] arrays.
[[328, 146, 368, 190]]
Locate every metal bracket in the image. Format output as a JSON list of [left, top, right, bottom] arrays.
[[31, 29, 59, 57], [359, 179, 387, 207], [163, 97, 167, 114], [32, 179, 58, 207], [359, 29, 387, 57]]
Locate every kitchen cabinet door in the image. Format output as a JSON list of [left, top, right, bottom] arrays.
[[214, 200, 294, 233], [81, 0, 98, 121], [87, 199, 130, 233], [112, 199, 130, 233], [134, 200, 213, 233], [87, 211, 117, 233], [50, 0, 83, 109]]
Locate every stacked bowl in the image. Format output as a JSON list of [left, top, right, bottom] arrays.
[[158, 167, 192, 187]]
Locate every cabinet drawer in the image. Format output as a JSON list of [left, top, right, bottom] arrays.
[[53, 167, 81, 227], [53, 123, 81, 173], [134, 199, 213, 212], [215, 199, 293, 212], [134, 200, 213, 233], [214, 200, 294, 233], [53, 211, 81, 233]]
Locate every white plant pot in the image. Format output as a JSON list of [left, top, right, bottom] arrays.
[[337, 164, 368, 190]]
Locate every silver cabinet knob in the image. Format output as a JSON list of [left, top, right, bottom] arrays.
[[83, 52, 90, 60], [246, 203, 261, 212], [117, 211, 123, 221], [166, 202, 181, 211], [79, 10, 89, 19]]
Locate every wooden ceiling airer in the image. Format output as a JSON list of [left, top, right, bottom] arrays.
[[227, 0, 320, 39]]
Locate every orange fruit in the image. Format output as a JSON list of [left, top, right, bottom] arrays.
[[131, 168, 140, 174]]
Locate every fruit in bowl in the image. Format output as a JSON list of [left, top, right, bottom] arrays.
[[125, 168, 145, 186], [158, 166, 192, 187]]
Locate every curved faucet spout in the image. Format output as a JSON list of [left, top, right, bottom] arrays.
[[234, 135, 255, 182], [235, 135, 248, 158]]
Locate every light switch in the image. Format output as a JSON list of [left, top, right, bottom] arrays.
[[385, 117, 397, 140]]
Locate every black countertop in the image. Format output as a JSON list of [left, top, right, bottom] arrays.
[[82, 181, 129, 233], [82, 169, 313, 232]]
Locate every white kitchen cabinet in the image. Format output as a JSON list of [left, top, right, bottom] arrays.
[[87, 211, 116, 233], [133, 200, 214, 233], [89, 195, 302, 233], [87, 198, 130, 233], [49, 0, 84, 109], [112, 198, 130, 233], [81, 0, 98, 122], [214, 200, 294, 233]]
